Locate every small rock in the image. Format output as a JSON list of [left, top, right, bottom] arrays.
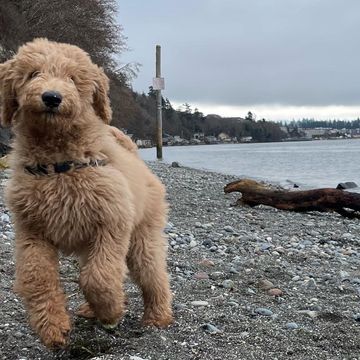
[[194, 272, 209, 280], [201, 323, 222, 334], [14, 331, 24, 338], [339, 270, 350, 280], [191, 300, 209, 307], [189, 240, 197, 248], [258, 279, 274, 290], [353, 313, 360, 322], [268, 288, 283, 297], [0, 213, 10, 223], [341, 233, 353, 240], [202, 239, 213, 247], [165, 222, 174, 231], [224, 225, 234, 233], [286, 322, 299, 330], [198, 259, 215, 267], [304, 278, 317, 289], [229, 267, 240, 274], [171, 161, 180, 168], [298, 310, 318, 319], [210, 272, 224, 280], [255, 307, 273, 316], [174, 303, 187, 311], [222, 280, 234, 289], [228, 301, 239, 307], [260, 243, 273, 251], [336, 182, 358, 190]]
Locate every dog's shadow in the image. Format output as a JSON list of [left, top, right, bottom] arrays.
[[55, 314, 147, 360]]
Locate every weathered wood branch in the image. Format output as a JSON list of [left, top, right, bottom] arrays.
[[224, 179, 360, 218]]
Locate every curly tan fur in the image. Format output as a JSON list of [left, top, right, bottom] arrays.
[[0, 38, 173, 348]]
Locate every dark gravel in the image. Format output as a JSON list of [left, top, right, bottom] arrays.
[[1, 162, 360, 360]]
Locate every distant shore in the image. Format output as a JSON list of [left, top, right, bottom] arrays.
[[137, 135, 360, 149]]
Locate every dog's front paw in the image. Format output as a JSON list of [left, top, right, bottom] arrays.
[[142, 313, 174, 328], [76, 302, 95, 319], [37, 314, 71, 349]]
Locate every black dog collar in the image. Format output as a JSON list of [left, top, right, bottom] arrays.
[[24, 159, 107, 176]]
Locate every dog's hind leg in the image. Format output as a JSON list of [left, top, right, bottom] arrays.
[[127, 224, 173, 327], [79, 230, 130, 328], [14, 234, 71, 348]]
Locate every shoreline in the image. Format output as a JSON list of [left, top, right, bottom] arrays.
[[138, 136, 360, 149], [139, 139, 360, 191], [0, 163, 360, 359]]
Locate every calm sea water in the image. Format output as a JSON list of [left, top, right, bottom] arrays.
[[139, 139, 360, 189]]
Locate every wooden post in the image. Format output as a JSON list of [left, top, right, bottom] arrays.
[[156, 45, 163, 160]]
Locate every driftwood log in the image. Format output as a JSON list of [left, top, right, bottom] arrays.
[[224, 179, 360, 218]]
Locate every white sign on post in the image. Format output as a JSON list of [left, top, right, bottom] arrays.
[[153, 77, 165, 90]]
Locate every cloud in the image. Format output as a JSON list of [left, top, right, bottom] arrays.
[[117, 0, 360, 117], [172, 103, 360, 121]]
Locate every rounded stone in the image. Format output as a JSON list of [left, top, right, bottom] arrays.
[[222, 279, 235, 289], [194, 272, 209, 280], [191, 300, 209, 307], [286, 322, 299, 330], [258, 279, 274, 290], [255, 307, 273, 316], [202, 323, 222, 334], [268, 288, 283, 297], [224, 225, 234, 233]]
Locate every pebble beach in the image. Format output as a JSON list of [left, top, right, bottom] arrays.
[[0, 161, 360, 360]]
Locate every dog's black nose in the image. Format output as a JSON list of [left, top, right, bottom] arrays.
[[42, 91, 62, 108]]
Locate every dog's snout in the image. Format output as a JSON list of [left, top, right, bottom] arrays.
[[42, 91, 62, 108]]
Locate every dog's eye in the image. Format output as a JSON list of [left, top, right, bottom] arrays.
[[29, 71, 40, 80], [69, 76, 75, 84]]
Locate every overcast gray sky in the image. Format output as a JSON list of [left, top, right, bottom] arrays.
[[117, 0, 360, 120]]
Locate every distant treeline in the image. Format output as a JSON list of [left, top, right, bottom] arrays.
[[137, 89, 286, 142], [0, 1, 288, 144], [281, 119, 360, 129]]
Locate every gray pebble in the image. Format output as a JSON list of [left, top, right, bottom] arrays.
[[229, 267, 240, 274], [305, 278, 317, 289], [202, 323, 222, 334], [189, 240, 197, 248], [0, 213, 10, 223], [191, 300, 209, 307], [260, 243, 273, 251], [228, 301, 239, 307], [174, 303, 187, 310], [255, 307, 273, 316], [210, 272, 224, 280], [224, 225, 234, 233], [286, 322, 299, 330], [222, 280, 234, 289], [202, 239, 213, 247]]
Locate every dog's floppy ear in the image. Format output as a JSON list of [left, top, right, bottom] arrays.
[[0, 59, 18, 127], [93, 66, 112, 124]]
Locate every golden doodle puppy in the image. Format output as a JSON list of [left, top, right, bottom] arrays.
[[0, 38, 173, 348]]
